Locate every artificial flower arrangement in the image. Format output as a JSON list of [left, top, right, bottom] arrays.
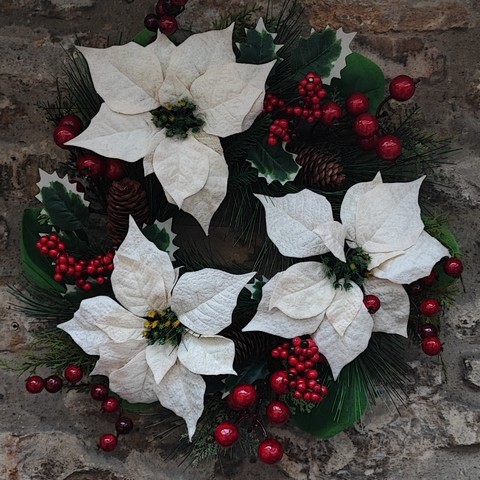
[[11, 0, 464, 466]]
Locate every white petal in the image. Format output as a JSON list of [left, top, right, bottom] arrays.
[[77, 43, 162, 114], [180, 132, 228, 234], [340, 172, 382, 241], [155, 363, 206, 440], [145, 33, 176, 78], [153, 134, 210, 208], [356, 177, 425, 253], [112, 217, 176, 316], [363, 277, 410, 336], [172, 269, 255, 335], [243, 273, 324, 337], [313, 304, 373, 379], [156, 72, 192, 105], [192, 61, 275, 137], [325, 282, 363, 337], [91, 339, 145, 377], [368, 250, 404, 270], [372, 230, 449, 284], [58, 296, 138, 355], [312, 221, 347, 262], [145, 343, 178, 384], [255, 190, 334, 258], [269, 262, 336, 319], [178, 333, 236, 376], [65, 104, 158, 162]]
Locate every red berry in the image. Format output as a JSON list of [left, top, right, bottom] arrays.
[[58, 114, 83, 134], [102, 396, 120, 413], [320, 101, 342, 125], [53, 273, 63, 282], [266, 400, 291, 424], [98, 433, 118, 452], [376, 135, 402, 161], [90, 383, 109, 401], [363, 294, 381, 314], [419, 298, 441, 317], [345, 92, 370, 116], [269, 370, 289, 395], [354, 113, 379, 138], [144, 13, 159, 32], [25, 375, 45, 394], [359, 135, 378, 151], [158, 15, 178, 36], [389, 75, 416, 101], [53, 124, 78, 149], [104, 158, 126, 180], [76, 153, 105, 177], [115, 416, 134, 434], [443, 257, 464, 277], [214, 422, 239, 447], [418, 323, 438, 339], [44, 375, 63, 393], [421, 271, 439, 287], [64, 364, 83, 384], [230, 384, 257, 409], [258, 438, 283, 464], [421, 336, 443, 356]]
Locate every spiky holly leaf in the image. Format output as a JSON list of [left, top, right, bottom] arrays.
[[142, 219, 178, 261], [290, 28, 355, 84], [223, 360, 269, 392], [330, 52, 385, 113], [132, 28, 156, 47], [247, 140, 300, 185], [237, 18, 280, 65]]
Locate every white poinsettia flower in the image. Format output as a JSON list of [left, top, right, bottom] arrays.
[[246, 174, 448, 378], [58, 218, 255, 439], [65, 26, 275, 233]]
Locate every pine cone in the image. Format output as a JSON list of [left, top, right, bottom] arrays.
[[107, 178, 149, 246], [294, 146, 346, 189]]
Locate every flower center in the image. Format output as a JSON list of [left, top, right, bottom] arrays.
[[143, 308, 184, 346], [151, 99, 204, 139], [323, 246, 371, 289]]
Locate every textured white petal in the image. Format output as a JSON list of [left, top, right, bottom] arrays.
[[152, 134, 210, 208], [58, 296, 137, 355], [166, 25, 236, 89], [155, 363, 206, 440], [368, 250, 404, 270], [145, 33, 176, 77], [325, 281, 363, 337], [77, 43, 162, 114], [145, 343, 178, 385], [192, 61, 275, 137], [256, 190, 334, 258], [171, 269, 255, 335], [112, 217, 176, 316], [312, 221, 347, 262], [363, 277, 410, 336], [356, 177, 425, 253], [65, 104, 157, 162], [91, 339, 145, 378], [180, 132, 228, 234], [243, 273, 324, 337], [178, 333, 236, 376], [372, 230, 449, 284], [156, 72, 192, 105], [269, 262, 336, 319], [340, 172, 382, 241], [313, 304, 373, 379]]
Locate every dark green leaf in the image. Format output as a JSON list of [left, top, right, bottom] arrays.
[[142, 224, 172, 253], [41, 181, 89, 232], [133, 28, 156, 47], [224, 360, 269, 391], [237, 24, 278, 64]]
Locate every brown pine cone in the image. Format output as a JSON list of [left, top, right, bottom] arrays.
[[107, 178, 149, 246]]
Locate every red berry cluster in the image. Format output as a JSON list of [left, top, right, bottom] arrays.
[[35, 233, 115, 291], [267, 118, 291, 146], [144, 0, 188, 36], [25, 364, 83, 395], [53, 114, 84, 149], [271, 337, 328, 403], [418, 323, 443, 356]]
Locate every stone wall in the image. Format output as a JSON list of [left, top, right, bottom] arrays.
[[1, 1, 479, 479]]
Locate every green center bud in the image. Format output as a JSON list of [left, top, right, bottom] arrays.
[[151, 99, 204, 139], [143, 307, 184, 346], [323, 246, 371, 290]]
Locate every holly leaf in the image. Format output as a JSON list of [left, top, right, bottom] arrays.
[[133, 28, 156, 47], [223, 360, 269, 392], [247, 139, 300, 185], [20, 208, 66, 293], [142, 219, 178, 261], [237, 18, 280, 65], [290, 28, 355, 84], [330, 52, 385, 113]]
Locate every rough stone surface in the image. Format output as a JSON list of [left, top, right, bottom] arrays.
[[1, 0, 480, 479]]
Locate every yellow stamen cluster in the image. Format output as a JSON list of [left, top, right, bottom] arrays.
[[142, 308, 183, 346]]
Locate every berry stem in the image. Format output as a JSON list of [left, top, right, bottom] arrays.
[[375, 95, 392, 117]]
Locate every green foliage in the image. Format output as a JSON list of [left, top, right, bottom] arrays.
[[224, 360, 269, 392], [323, 247, 371, 289], [423, 216, 460, 257], [142, 224, 173, 253], [151, 99, 204, 138], [133, 28, 156, 47], [237, 23, 279, 64]]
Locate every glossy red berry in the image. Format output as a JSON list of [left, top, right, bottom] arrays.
[[98, 433, 118, 452], [90, 383, 109, 401], [354, 113, 379, 138], [76, 153, 105, 177], [158, 15, 178, 36], [266, 400, 291, 424], [53, 124, 78, 149], [443, 257, 464, 277], [214, 422, 239, 447], [258, 438, 283, 464], [104, 158, 126, 180], [64, 364, 83, 384], [320, 101, 342, 125], [25, 375, 45, 394], [58, 114, 84, 134], [421, 336, 443, 356], [345, 92, 369, 116], [389, 75, 416, 101], [144, 13, 159, 32], [115, 416, 134, 434], [44, 375, 63, 393], [418, 323, 438, 339], [419, 298, 441, 317], [269, 370, 289, 395], [230, 384, 257, 410], [102, 396, 120, 413], [363, 294, 381, 314], [376, 135, 402, 161]]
